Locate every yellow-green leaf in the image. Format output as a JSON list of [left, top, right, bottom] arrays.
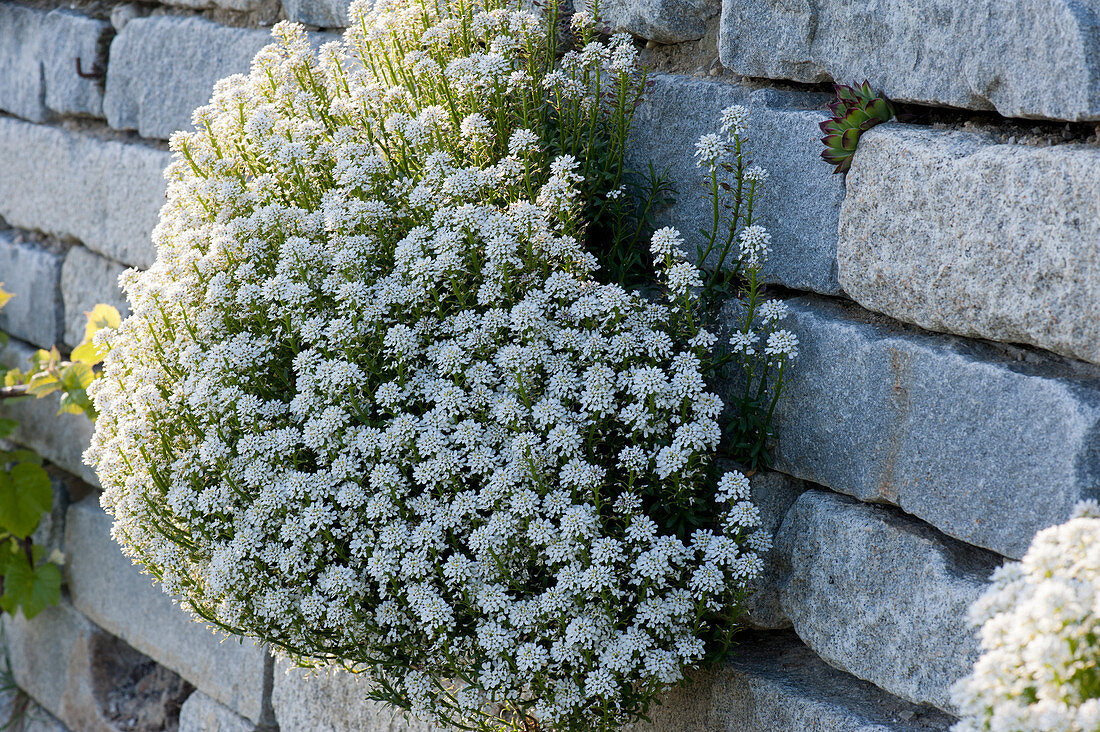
[[81, 304, 121, 343], [0, 285, 12, 312], [26, 371, 59, 398]]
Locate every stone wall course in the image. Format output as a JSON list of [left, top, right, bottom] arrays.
[[628, 74, 844, 295], [0, 232, 64, 349], [64, 497, 270, 722], [840, 125, 1100, 365], [719, 0, 1100, 122], [104, 16, 273, 140], [639, 631, 956, 730], [179, 691, 260, 732], [2, 598, 119, 732], [272, 660, 441, 732], [0, 117, 170, 269], [60, 246, 130, 349], [282, 0, 352, 28], [0, 4, 110, 123], [771, 491, 994, 713], [755, 296, 1100, 560], [105, 16, 340, 140], [574, 0, 716, 43]]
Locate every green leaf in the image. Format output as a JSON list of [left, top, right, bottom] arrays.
[[0, 463, 52, 538], [1, 449, 42, 466], [0, 419, 18, 439], [0, 555, 61, 619]]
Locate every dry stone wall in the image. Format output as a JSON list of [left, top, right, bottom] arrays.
[[0, 0, 1097, 729]]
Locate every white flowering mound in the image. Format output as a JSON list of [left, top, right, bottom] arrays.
[[952, 502, 1100, 732], [85, 1, 765, 730]]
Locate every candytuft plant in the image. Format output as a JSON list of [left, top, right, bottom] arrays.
[[819, 80, 895, 174], [688, 107, 798, 472], [952, 502, 1100, 732], [84, 2, 770, 730]]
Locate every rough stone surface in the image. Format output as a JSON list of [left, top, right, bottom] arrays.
[[0, 338, 97, 484], [742, 470, 805, 629], [2, 598, 116, 732], [163, 0, 270, 11], [637, 631, 955, 730], [773, 491, 995, 712], [574, 0, 716, 43], [0, 4, 109, 122], [64, 498, 270, 722], [0, 688, 70, 732], [179, 691, 258, 732], [757, 296, 1100, 560], [0, 232, 64, 349], [105, 16, 338, 140], [840, 125, 1100, 365], [282, 0, 352, 27], [105, 16, 270, 139], [0, 117, 170, 269], [628, 74, 842, 295], [272, 660, 441, 731], [61, 246, 130, 349], [719, 0, 1100, 121]]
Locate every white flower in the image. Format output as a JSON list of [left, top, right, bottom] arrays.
[[744, 165, 768, 183], [757, 299, 789, 323], [729, 330, 758, 355], [764, 329, 799, 359], [719, 104, 749, 136], [953, 505, 1100, 732], [694, 133, 727, 167], [460, 112, 493, 141], [739, 225, 771, 267], [649, 226, 684, 261]]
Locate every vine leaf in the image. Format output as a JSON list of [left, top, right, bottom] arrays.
[[0, 463, 52, 539], [0, 553, 61, 619], [71, 304, 121, 366]]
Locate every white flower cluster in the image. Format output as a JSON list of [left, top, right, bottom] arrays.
[[952, 501, 1100, 732], [84, 1, 762, 729]]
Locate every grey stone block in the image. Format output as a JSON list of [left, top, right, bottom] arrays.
[[4, 597, 194, 732], [164, 0, 271, 11], [719, 0, 1100, 121], [772, 491, 995, 713], [282, 0, 352, 27], [0, 117, 170, 269], [0, 5, 109, 122], [104, 17, 340, 140], [105, 17, 270, 139], [637, 631, 955, 731], [840, 125, 1100, 365], [60, 246, 130, 349], [180, 691, 259, 732], [0, 232, 64, 349], [628, 74, 843, 295], [0, 337, 97, 485], [64, 498, 270, 722], [574, 0, 716, 43], [759, 296, 1100, 560], [272, 659, 441, 731], [2, 598, 117, 732], [0, 691, 70, 732]]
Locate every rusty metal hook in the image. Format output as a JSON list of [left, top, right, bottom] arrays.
[[75, 57, 105, 80]]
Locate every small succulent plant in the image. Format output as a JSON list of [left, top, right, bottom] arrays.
[[820, 80, 896, 174]]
